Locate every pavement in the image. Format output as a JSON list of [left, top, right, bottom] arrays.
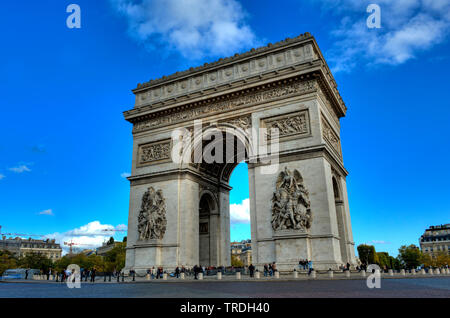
[[1, 272, 449, 298]]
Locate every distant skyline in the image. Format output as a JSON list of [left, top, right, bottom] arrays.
[[1, 1, 450, 256]]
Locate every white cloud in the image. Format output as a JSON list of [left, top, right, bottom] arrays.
[[230, 198, 250, 224], [371, 240, 391, 245], [110, 0, 258, 59], [316, 0, 450, 72], [38, 209, 54, 216], [120, 172, 131, 178], [9, 165, 31, 173], [0, 174, 5, 180], [44, 221, 127, 255]]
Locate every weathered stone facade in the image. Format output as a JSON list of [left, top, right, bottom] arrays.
[[123, 33, 356, 272]]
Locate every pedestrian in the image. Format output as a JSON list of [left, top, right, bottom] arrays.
[[346, 262, 350, 271], [194, 265, 198, 280], [308, 260, 314, 275], [272, 262, 277, 273], [263, 264, 269, 277], [175, 266, 180, 278], [151, 266, 156, 279], [25, 269, 28, 280], [269, 264, 273, 276], [90, 268, 96, 283], [249, 264, 255, 278]]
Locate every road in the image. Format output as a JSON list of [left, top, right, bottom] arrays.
[[1, 277, 449, 298]]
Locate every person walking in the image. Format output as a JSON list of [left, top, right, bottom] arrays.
[[151, 266, 156, 279], [25, 269, 28, 280], [272, 262, 277, 273], [263, 264, 269, 277], [308, 260, 313, 275], [269, 264, 273, 276], [90, 268, 96, 283], [249, 264, 255, 278], [175, 266, 180, 278], [194, 265, 198, 280]]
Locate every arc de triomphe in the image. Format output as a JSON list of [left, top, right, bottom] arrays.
[[123, 33, 356, 272]]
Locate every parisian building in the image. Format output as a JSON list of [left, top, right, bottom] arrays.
[[419, 224, 450, 257], [0, 236, 62, 261]]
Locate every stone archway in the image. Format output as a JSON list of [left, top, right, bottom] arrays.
[[123, 33, 356, 273]]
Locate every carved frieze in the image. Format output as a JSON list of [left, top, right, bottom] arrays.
[[262, 110, 310, 140], [321, 116, 342, 157], [133, 79, 318, 133], [138, 187, 167, 240], [137, 139, 171, 166], [272, 167, 312, 232], [220, 115, 252, 131]]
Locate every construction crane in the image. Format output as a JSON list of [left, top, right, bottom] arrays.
[[63, 240, 91, 255], [0, 225, 46, 238]]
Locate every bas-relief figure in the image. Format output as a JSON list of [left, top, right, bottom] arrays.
[[271, 167, 312, 231], [138, 187, 167, 240]]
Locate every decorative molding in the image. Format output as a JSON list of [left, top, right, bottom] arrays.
[[132, 79, 318, 133], [321, 115, 342, 157], [137, 139, 171, 166], [261, 109, 310, 141]]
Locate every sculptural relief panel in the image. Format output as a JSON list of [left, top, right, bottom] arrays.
[[138, 186, 167, 240], [261, 109, 311, 141], [271, 167, 313, 232], [321, 115, 342, 157], [137, 139, 171, 167]]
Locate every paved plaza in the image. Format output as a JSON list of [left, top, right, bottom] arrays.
[[1, 276, 449, 298]]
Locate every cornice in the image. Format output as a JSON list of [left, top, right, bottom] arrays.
[[133, 32, 313, 92]]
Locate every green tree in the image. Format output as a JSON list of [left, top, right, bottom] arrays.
[[0, 251, 18, 275], [107, 237, 115, 245], [357, 244, 378, 265], [122, 236, 127, 243], [231, 255, 244, 267], [376, 252, 390, 269], [18, 252, 52, 272], [398, 245, 422, 269], [105, 242, 125, 271]]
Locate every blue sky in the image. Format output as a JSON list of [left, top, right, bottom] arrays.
[[1, 0, 449, 256]]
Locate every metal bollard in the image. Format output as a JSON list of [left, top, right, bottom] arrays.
[[361, 270, 366, 278], [217, 272, 222, 280], [421, 269, 426, 275], [293, 269, 298, 279], [400, 269, 406, 276], [181, 272, 185, 280], [274, 271, 280, 279], [429, 269, 434, 275], [163, 273, 168, 280], [310, 270, 316, 279], [345, 270, 350, 278], [236, 272, 241, 280], [411, 269, 416, 275], [198, 273, 203, 280], [388, 269, 394, 276], [435, 268, 440, 275], [146, 274, 150, 281], [255, 271, 260, 279], [328, 270, 334, 279]]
